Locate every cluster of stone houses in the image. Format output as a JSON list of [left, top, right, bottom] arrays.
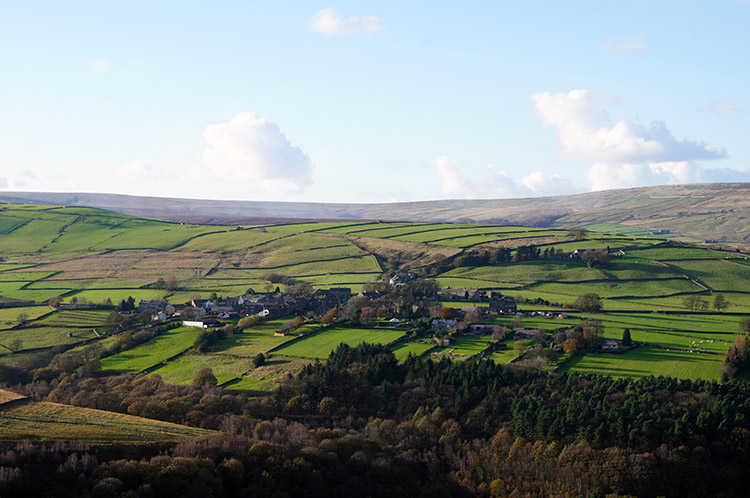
[[139, 287, 354, 322]]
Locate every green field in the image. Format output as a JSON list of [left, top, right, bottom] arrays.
[[33, 310, 110, 327], [446, 335, 492, 355], [559, 346, 723, 381], [488, 340, 524, 364], [273, 327, 405, 358], [391, 341, 435, 361], [0, 401, 213, 442], [0, 326, 98, 351], [99, 327, 202, 373], [0, 306, 52, 329], [149, 353, 251, 386], [2, 203, 750, 384]]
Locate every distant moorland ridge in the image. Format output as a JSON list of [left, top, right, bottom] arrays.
[[2, 182, 749, 243]]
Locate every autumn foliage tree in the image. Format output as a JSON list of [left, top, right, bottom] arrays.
[[321, 307, 339, 325], [438, 307, 456, 320], [580, 249, 611, 268]]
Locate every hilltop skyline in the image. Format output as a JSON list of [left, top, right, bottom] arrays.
[[1, 0, 749, 202]]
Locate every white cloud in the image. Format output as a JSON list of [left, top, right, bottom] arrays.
[[88, 59, 112, 72], [192, 112, 313, 195], [117, 159, 153, 180], [711, 101, 736, 116], [0, 178, 8, 189], [587, 162, 750, 191], [532, 89, 724, 163], [436, 156, 580, 199], [600, 35, 648, 54], [307, 8, 385, 36], [587, 161, 700, 191], [531, 89, 737, 192]]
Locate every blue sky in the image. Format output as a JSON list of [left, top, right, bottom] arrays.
[[1, 0, 748, 202]]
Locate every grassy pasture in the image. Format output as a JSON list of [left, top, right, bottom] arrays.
[[528, 278, 703, 298], [67, 289, 167, 305], [560, 346, 723, 381], [581, 312, 743, 335], [325, 224, 421, 237], [391, 342, 435, 361], [488, 341, 523, 364], [0, 306, 52, 329], [436, 277, 510, 290], [0, 271, 57, 282], [665, 259, 750, 292], [0, 401, 212, 442], [99, 327, 202, 373], [448, 335, 492, 355], [584, 223, 660, 237], [598, 327, 730, 354], [176, 229, 282, 252], [0, 288, 66, 303], [213, 326, 300, 358], [0, 217, 29, 235], [0, 264, 33, 271], [260, 244, 367, 267], [298, 273, 382, 286], [598, 260, 685, 280], [272, 327, 404, 359], [624, 246, 738, 261], [0, 219, 69, 253], [537, 239, 662, 253], [443, 261, 607, 285], [264, 222, 373, 233], [149, 353, 250, 386], [43, 221, 122, 253], [90, 224, 225, 251], [34, 310, 109, 327], [0, 326, 98, 351]]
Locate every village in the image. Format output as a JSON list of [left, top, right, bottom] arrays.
[[135, 279, 627, 360]]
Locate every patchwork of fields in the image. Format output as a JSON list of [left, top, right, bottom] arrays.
[[0, 203, 749, 385]]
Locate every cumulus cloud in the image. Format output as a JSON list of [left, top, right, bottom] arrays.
[[711, 101, 736, 116], [532, 89, 724, 163], [436, 156, 580, 199], [88, 59, 112, 72], [192, 112, 313, 195], [307, 8, 385, 36], [587, 162, 750, 191], [530, 89, 736, 191], [600, 35, 648, 54], [117, 159, 154, 180]]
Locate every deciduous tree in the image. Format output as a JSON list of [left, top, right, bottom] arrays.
[[713, 294, 729, 312], [574, 293, 602, 312], [192, 367, 217, 388]]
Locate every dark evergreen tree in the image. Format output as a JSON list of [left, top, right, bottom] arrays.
[[622, 328, 632, 347]]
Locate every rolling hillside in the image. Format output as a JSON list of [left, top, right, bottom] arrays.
[[2, 182, 750, 242], [0, 203, 749, 384]]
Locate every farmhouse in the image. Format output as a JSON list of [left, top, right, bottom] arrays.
[[182, 319, 222, 329], [191, 299, 214, 310], [602, 339, 621, 351], [389, 270, 416, 286], [489, 297, 517, 314], [138, 300, 167, 313], [431, 319, 458, 331], [469, 324, 504, 336], [513, 328, 537, 340]]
